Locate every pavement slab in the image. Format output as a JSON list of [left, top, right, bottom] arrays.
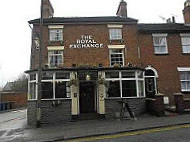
[[1, 109, 190, 142]]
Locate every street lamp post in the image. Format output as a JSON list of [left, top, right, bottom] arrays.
[[36, 0, 44, 128]]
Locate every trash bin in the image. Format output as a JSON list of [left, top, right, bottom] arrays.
[[6, 102, 11, 110], [1, 103, 6, 111], [10, 101, 16, 109], [0, 103, 1, 111]]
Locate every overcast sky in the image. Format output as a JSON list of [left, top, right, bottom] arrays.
[[0, 0, 186, 87]]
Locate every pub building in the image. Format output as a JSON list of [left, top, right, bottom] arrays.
[[26, 0, 190, 125]]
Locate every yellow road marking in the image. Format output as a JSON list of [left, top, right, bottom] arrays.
[[63, 124, 190, 142]]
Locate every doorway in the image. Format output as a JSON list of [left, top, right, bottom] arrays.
[[145, 68, 158, 98], [79, 82, 95, 113]]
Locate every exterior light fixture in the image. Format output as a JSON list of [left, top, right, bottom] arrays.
[[86, 74, 91, 81]]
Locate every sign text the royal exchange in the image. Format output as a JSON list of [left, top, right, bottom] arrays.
[[69, 35, 103, 49]]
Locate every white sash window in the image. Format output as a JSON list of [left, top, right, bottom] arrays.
[[180, 34, 190, 53], [153, 34, 168, 54]]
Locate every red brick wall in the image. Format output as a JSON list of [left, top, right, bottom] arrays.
[[139, 33, 190, 103], [31, 23, 140, 69], [1, 92, 27, 108]]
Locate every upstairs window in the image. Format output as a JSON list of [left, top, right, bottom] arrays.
[[109, 29, 122, 40], [49, 29, 63, 41], [109, 49, 124, 66], [180, 34, 190, 53], [48, 50, 63, 68], [153, 34, 168, 54]]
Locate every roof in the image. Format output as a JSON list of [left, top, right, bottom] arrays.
[[2, 82, 14, 92], [28, 16, 138, 24], [138, 23, 190, 33]]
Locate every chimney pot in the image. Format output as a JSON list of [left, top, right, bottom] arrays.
[[116, 0, 127, 18]]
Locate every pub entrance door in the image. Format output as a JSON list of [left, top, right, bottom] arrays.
[[79, 82, 95, 113]]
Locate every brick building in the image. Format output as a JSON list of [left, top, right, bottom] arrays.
[[26, 0, 190, 125]]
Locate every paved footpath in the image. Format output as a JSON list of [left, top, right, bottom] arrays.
[[1, 110, 190, 142]]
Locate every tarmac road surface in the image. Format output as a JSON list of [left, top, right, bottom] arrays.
[[63, 124, 190, 142]]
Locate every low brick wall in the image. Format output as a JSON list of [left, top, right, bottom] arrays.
[[1, 92, 27, 108], [174, 93, 190, 114], [146, 95, 165, 116], [27, 99, 72, 125], [105, 98, 146, 119]]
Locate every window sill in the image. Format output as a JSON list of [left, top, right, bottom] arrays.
[[48, 40, 64, 45], [154, 53, 169, 56], [182, 53, 190, 55], [109, 39, 124, 43], [105, 97, 145, 99], [181, 91, 190, 94], [28, 98, 72, 101]]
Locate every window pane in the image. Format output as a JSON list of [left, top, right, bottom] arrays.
[[109, 29, 122, 40], [105, 72, 119, 78], [48, 51, 63, 67], [138, 71, 143, 78], [154, 37, 166, 45], [145, 70, 155, 76], [29, 82, 36, 99], [30, 74, 36, 81], [181, 81, 187, 90], [106, 81, 120, 97], [154, 46, 167, 53], [55, 81, 70, 98], [182, 45, 190, 53], [110, 49, 124, 66], [122, 80, 137, 97], [122, 71, 135, 78], [42, 72, 53, 80], [49, 29, 63, 41], [153, 36, 167, 54], [41, 82, 53, 99], [138, 81, 144, 97], [56, 72, 70, 79], [182, 37, 190, 45]]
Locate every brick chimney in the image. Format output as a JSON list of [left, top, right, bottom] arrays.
[[183, 0, 190, 24], [116, 0, 127, 18], [43, 0, 54, 18]]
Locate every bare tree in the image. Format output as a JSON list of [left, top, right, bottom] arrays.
[[11, 74, 28, 93]]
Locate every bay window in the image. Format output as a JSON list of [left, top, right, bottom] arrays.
[[28, 73, 37, 100], [28, 72, 71, 100], [105, 70, 145, 98]]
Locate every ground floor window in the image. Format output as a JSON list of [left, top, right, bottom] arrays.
[[28, 71, 70, 100], [177, 67, 190, 92], [179, 72, 190, 92], [29, 82, 36, 100], [122, 80, 136, 97], [105, 70, 144, 98]]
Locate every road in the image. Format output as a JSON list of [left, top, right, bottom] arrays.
[[64, 124, 190, 142], [0, 109, 27, 142]]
